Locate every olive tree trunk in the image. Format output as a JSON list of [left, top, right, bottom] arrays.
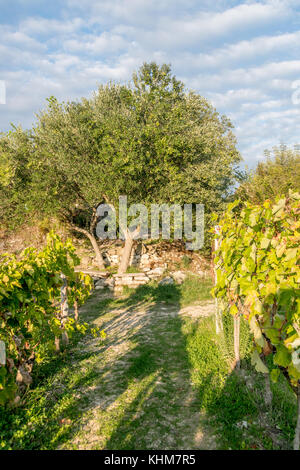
[[72, 225, 105, 271], [118, 227, 140, 275]]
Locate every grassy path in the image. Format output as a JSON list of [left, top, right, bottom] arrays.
[[60, 286, 217, 450], [0, 278, 297, 450]]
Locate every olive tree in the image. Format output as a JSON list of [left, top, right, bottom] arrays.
[[27, 62, 241, 271]]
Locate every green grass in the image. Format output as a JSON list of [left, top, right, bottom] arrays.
[[180, 275, 212, 305], [186, 317, 257, 448], [126, 266, 143, 273], [122, 274, 213, 307], [105, 265, 117, 274], [0, 279, 297, 450], [181, 255, 192, 269], [185, 314, 297, 449]]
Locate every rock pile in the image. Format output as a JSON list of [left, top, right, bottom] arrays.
[[91, 268, 191, 293]]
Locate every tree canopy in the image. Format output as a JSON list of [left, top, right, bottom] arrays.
[[0, 126, 33, 231], [1, 62, 241, 263]]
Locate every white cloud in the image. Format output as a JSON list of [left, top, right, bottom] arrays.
[[182, 60, 300, 98], [0, 25, 46, 52], [1, 0, 300, 166], [64, 32, 129, 55], [176, 30, 300, 70], [168, 2, 289, 40], [209, 88, 270, 108], [19, 17, 84, 36]]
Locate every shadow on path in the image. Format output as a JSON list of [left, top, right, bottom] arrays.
[[74, 284, 216, 450]]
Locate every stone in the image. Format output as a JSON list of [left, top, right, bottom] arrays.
[[149, 267, 164, 276], [158, 276, 174, 285], [80, 256, 91, 266], [172, 271, 187, 284], [132, 273, 149, 279], [16, 365, 32, 385]]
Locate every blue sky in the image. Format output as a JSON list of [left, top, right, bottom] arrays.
[[1, 0, 300, 167]]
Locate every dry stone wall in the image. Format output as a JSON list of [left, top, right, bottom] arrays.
[[92, 241, 208, 273], [86, 241, 210, 293]]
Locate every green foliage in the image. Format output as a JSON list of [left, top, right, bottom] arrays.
[[0, 232, 103, 405], [212, 191, 300, 391], [0, 127, 33, 230], [237, 145, 300, 204]]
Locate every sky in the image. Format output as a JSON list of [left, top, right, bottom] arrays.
[[1, 0, 300, 167]]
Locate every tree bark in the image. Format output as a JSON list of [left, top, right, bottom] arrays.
[[294, 381, 300, 450], [234, 314, 240, 370], [118, 227, 140, 275], [55, 337, 60, 353], [118, 231, 134, 275], [72, 225, 105, 270]]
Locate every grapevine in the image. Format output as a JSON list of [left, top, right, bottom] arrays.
[[212, 190, 300, 448], [0, 232, 104, 405]]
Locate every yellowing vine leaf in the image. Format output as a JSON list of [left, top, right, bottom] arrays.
[[251, 350, 269, 374]]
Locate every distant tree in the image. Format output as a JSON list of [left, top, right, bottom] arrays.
[[6, 63, 241, 269], [236, 145, 300, 204]]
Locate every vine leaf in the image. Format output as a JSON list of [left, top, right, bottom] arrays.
[[274, 344, 291, 368], [251, 350, 269, 374]]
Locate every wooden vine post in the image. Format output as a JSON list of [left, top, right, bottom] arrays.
[[294, 381, 300, 450], [60, 273, 69, 347], [233, 315, 240, 370], [55, 273, 69, 351], [213, 225, 223, 335], [0, 340, 6, 367], [74, 300, 79, 321]]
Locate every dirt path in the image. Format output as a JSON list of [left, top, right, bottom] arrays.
[[60, 291, 217, 450]]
